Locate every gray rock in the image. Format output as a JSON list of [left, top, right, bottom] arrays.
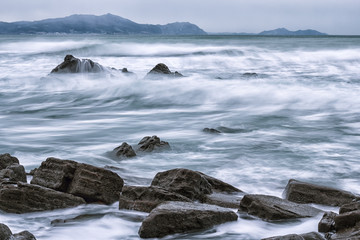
[[0, 223, 12, 240], [13, 231, 37, 240], [137, 136, 170, 152], [284, 179, 358, 207], [119, 185, 191, 212], [31, 157, 124, 204], [113, 142, 136, 158], [239, 194, 322, 221], [262, 232, 325, 240], [334, 210, 360, 232], [339, 201, 360, 214], [50, 55, 105, 74], [318, 211, 337, 233], [0, 182, 85, 213], [0, 153, 19, 169], [330, 229, 360, 240], [138, 201, 238, 238], [145, 63, 183, 79], [0, 164, 27, 183]]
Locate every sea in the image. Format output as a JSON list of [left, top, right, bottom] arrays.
[[0, 35, 359, 239]]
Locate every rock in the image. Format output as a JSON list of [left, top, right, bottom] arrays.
[[318, 211, 337, 233], [203, 128, 221, 134], [0, 153, 20, 169], [204, 192, 242, 209], [262, 232, 325, 240], [13, 231, 37, 240], [239, 194, 322, 221], [138, 201, 238, 238], [145, 63, 183, 79], [50, 55, 105, 74], [113, 142, 136, 158], [243, 72, 258, 78], [0, 223, 12, 240], [339, 201, 360, 214], [0, 182, 85, 213], [119, 185, 191, 212], [0, 164, 27, 183], [334, 210, 360, 232], [330, 229, 360, 240], [137, 136, 170, 152], [31, 157, 124, 204], [284, 179, 358, 206]]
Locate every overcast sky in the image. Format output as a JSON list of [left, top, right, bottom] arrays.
[[0, 0, 359, 35]]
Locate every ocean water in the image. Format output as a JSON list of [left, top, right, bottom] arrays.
[[0, 35, 360, 239]]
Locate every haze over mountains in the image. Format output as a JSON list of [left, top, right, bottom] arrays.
[[0, 14, 327, 35]]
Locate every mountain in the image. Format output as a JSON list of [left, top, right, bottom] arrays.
[[0, 14, 207, 35], [258, 28, 327, 36]]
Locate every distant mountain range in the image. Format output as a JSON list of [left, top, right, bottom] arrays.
[[0, 14, 207, 35], [211, 28, 327, 36]]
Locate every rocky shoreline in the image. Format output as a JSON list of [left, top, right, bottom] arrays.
[[1, 135, 359, 239]]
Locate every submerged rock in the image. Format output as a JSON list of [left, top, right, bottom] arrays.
[[51, 55, 106, 74], [31, 157, 124, 204], [137, 136, 170, 152], [113, 142, 136, 158], [284, 179, 358, 206], [145, 63, 183, 79], [138, 201, 238, 238], [0, 182, 85, 213], [262, 232, 325, 240], [203, 128, 221, 134], [119, 185, 191, 212], [243, 72, 258, 78], [239, 194, 322, 221]]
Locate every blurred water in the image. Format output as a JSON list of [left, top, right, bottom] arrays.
[[0, 35, 359, 239]]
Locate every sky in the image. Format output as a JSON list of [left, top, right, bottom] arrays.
[[0, 0, 359, 35]]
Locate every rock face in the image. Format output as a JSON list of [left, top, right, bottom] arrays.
[[138, 201, 238, 238], [284, 179, 358, 206], [119, 185, 191, 212], [318, 211, 337, 233], [137, 136, 170, 152], [113, 142, 136, 158], [239, 194, 322, 221], [31, 157, 124, 204], [0, 182, 85, 213], [0, 153, 27, 183], [262, 232, 325, 240], [145, 63, 183, 79], [50, 55, 105, 74]]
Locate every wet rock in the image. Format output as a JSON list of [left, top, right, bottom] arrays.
[[145, 63, 183, 79], [262, 232, 325, 240], [339, 201, 360, 214], [31, 157, 124, 204], [13, 231, 37, 240], [204, 192, 242, 208], [0, 153, 20, 169], [0, 223, 12, 240], [318, 211, 337, 233], [138, 201, 238, 238], [0, 164, 27, 182], [284, 179, 358, 207], [0, 182, 85, 213], [137, 136, 170, 152], [334, 210, 360, 232], [203, 128, 221, 134], [119, 185, 191, 212], [113, 142, 136, 158], [239, 194, 322, 221], [50, 55, 105, 74], [243, 72, 258, 78]]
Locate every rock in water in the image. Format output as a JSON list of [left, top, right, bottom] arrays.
[[50, 55, 105, 74], [0, 182, 85, 213], [284, 179, 358, 206], [137, 136, 170, 152], [145, 63, 183, 79], [138, 201, 238, 238], [318, 211, 337, 233], [113, 142, 136, 158], [0, 223, 12, 240], [203, 128, 221, 134], [239, 194, 322, 221], [0, 153, 27, 183], [13, 230, 37, 240], [262, 232, 325, 240]]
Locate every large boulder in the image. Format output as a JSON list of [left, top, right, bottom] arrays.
[[50, 55, 105, 74], [113, 142, 136, 158], [0, 182, 85, 213], [119, 185, 191, 212], [262, 232, 325, 240], [239, 194, 322, 221], [284, 179, 358, 206], [138, 201, 238, 238], [145, 63, 183, 79], [137, 136, 170, 152], [31, 157, 124, 204]]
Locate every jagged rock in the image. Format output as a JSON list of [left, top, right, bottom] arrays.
[[0, 223, 12, 240], [318, 211, 337, 233], [137, 136, 170, 152], [239, 194, 322, 221], [138, 201, 238, 238], [0, 182, 85, 213], [284, 179, 358, 206], [339, 201, 360, 214], [50, 55, 105, 74], [203, 128, 221, 134], [262, 232, 325, 240], [113, 142, 136, 158], [145, 63, 183, 79], [13, 230, 37, 240], [31, 157, 124, 204], [119, 185, 191, 212]]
